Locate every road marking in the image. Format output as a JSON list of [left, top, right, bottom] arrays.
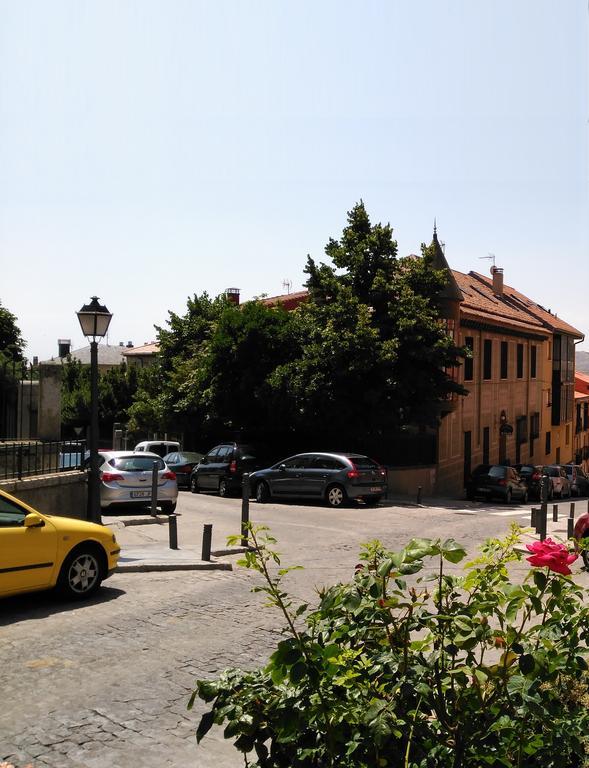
[[489, 510, 531, 517]]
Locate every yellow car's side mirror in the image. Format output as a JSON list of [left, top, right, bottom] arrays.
[[24, 512, 45, 528]]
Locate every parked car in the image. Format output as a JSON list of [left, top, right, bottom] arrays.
[[249, 452, 387, 508], [514, 464, 553, 501], [0, 488, 120, 600], [134, 440, 180, 457], [564, 464, 589, 497], [58, 441, 86, 470], [190, 443, 267, 496], [162, 451, 204, 490], [543, 465, 572, 499], [96, 451, 178, 513], [465, 465, 529, 504]]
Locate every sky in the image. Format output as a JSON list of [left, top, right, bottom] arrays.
[[0, 0, 587, 361]]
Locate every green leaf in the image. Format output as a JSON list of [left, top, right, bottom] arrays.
[[196, 680, 218, 703], [289, 661, 307, 684], [518, 653, 535, 674], [441, 539, 467, 563], [533, 570, 548, 591]]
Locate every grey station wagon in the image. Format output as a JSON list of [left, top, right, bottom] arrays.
[[249, 452, 387, 508]]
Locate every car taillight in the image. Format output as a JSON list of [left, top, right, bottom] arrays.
[[101, 472, 123, 482], [162, 470, 176, 480], [177, 465, 192, 473], [229, 460, 237, 473], [498, 479, 507, 486], [347, 470, 360, 479], [532, 472, 541, 480]]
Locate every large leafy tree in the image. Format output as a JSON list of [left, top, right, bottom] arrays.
[[61, 358, 140, 439], [0, 300, 25, 362], [271, 202, 465, 452]]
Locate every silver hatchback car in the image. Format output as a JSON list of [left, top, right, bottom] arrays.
[[96, 451, 178, 513]]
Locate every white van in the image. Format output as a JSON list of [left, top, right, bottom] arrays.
[[134, 440, 180, 458]]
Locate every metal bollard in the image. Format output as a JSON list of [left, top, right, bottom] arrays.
[[570, 502, 575, 519], [150, 460, 159, 516], [416, 486, 422, 505], [567, 517, 575, 539], [553, 504, 558, 523], [539, 503, 547, 541], [202, 523, 212, 561], [530, 508, 537, 529], [241, 473, 250, 547], [168, 514, 178, 550]]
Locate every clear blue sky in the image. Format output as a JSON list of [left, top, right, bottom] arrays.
[[1, 0, 587, 361]]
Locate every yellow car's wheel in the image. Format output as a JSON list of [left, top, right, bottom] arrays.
[[58, 546, 104, 599]]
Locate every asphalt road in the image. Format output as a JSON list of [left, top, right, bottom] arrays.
[[2, 491, 586, 768]]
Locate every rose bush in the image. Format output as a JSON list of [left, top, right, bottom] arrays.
[[191, 524, 589, 767]]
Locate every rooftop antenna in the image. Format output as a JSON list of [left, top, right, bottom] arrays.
[[479, 253, 496, 270], [282, 279, 292, 295]]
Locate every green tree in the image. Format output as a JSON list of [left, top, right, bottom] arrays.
[[271, 202, 466, 451], [61, 358, 140, 438], [0, 300, 25, 362]]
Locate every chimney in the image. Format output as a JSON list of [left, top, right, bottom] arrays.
[[119, 341, 124, 346], [491, 266, 504, 296], [126, 341, 133, 348], [225, 287, 240, 305], [58, 338, 71, 357]]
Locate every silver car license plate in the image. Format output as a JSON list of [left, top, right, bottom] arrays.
[[369, 486, 383, 493], [131, 491, 151, 499]]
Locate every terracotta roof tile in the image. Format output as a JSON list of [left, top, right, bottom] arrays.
[[123, 343, 159, 356]]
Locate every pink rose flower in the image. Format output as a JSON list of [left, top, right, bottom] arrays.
[[526, 538, 578, 575]]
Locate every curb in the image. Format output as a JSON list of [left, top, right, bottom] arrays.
[[116, 560, 232, 573]]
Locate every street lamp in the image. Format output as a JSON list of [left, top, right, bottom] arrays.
[[76, 297, 112, 524]]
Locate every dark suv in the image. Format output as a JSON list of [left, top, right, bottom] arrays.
[[189, 443, 265, 497]]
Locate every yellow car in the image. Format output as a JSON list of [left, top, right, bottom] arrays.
[[0, 488, 120, 600]]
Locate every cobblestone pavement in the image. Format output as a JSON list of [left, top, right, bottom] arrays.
[[1, 494, 585, 767]]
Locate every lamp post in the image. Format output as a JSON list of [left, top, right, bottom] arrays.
[[76, 297, 112, 524]]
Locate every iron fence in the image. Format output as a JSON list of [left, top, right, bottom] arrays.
[[0, 440, 87, 481]]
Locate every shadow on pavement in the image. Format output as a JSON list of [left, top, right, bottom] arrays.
[[0, 584, 125, 625]]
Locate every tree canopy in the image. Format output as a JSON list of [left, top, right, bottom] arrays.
[[129, 203, 465, 459], [0, 300, 25, 363]]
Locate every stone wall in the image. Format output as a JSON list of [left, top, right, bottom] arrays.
[[0, 471, 88, 519]]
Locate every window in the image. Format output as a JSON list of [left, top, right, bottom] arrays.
[[545, 432, 551, 455], [464, 337, 474, 381], [576, 405, 582, 434], [516, 344, 524, 378], [0, 496, 26, 527], [530, 346, 537, 379], [483, 339, 492, 380], [500, 341, 508, 379], [482, 427, 490, 465], [516, 415, 527, 445], [530, 412, 540, 439], [312, 456, 346, 470]]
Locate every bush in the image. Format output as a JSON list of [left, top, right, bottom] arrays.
[[191, 525, 589, 767]]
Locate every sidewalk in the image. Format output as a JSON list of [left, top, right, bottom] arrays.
[[108, 514, 244, 573]]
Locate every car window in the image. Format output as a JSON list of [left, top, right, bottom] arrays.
[[135, 445, 145, 452], [181, 452, 204, 463], [164, 453, 177, 464], [0, 496, 27, 527], [282, 456, 314, 469], [216, 446, 233, 460], [545, 467, 559, 477], [349, 456, 380, 470], [517, 465, 534, 476], [488, 466, 506, 478], [472, 465, 491, 476], [109, 456, 165, 472], [312, 456, 346, 470]]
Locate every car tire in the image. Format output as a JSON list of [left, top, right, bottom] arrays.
[[326, 484, 347, 508], [505, 489, 512, 505], [160, 501, 176, 514], [57, 545, 104, 600], [255, 481, 270, 503], [521, 490, 528, 504], [219, 479, 230, 498], [190, 476, 199, 494]]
